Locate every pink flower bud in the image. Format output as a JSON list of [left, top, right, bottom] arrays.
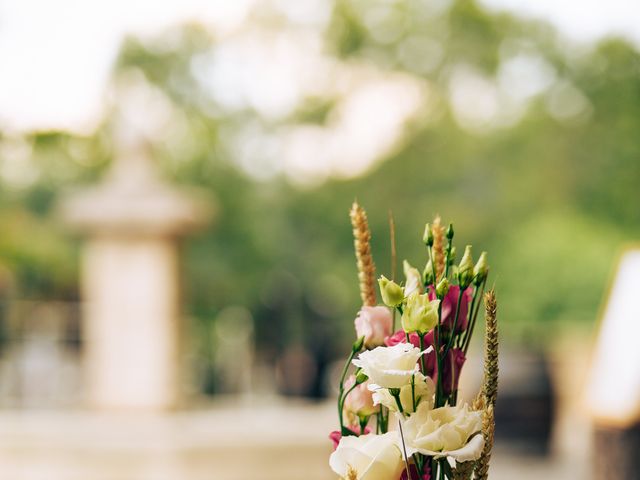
[[354, 306, 393, 349], [343, 374, 379, 418]]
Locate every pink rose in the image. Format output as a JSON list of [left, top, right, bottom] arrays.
[[428, 285, 472, 333], [355, 306, 393, 348], [343, 375, 379, 418], [328, 425, 372, 450]]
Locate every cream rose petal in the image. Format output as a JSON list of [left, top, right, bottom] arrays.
[[402, 402, 484, 463], [445, 433, 485, 468], [352, 343, 424, 389], [329, 432, 404, 480]]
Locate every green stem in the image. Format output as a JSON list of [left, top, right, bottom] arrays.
[[337, 349, 358, 431], [428, 245, 438, 283], [462, 276, 487, 356], [459, 287, 479, 349], [444, 238, 453, 278], [392, 306, 396, 333], [391, 390, 404, 414], [434, 302, 445, 407], [418, 333, 427, 374], [443, 290, 464, 359], [415, 454, 424, 477], [411, 374, 416, 411]]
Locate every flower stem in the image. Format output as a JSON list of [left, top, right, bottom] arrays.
[[418, 333, 427, 374], [427, 245, 438, 284], [462, 275, 487, 356], [337, 349, 358, 431], [443, 290, 464, 359], [391, 389, 404, 414], [444, 237, 453, 278]]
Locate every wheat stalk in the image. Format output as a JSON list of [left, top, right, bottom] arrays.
[[432, 215, 446, 280], [474, 405, 495, 480], [350, 202, 377, 306], [473, 290, 498, 480]]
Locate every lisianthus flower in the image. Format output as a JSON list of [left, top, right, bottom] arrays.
[[378, 276, 404, 307], [329, 425, 372, 450], [343, 374, 379, 422], [401, 292, 440, 334], [403, 260, 423, 297], [402, 402, 484, 467], [353, 343, 425, 389], [385, 330, 438, 379], [441, 348, 466, 397], [354, 306, 393, 349], [330, 432, 404, 480], [400, 461, 431, 480], [370, 372, 435, 414], [428, 285, 472, 333]]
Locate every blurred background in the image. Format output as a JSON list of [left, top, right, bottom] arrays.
[[0, 0, 638, 478]]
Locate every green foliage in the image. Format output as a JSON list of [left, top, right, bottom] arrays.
[[0, 0, 638, 359]]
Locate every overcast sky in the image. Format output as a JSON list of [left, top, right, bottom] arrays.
[[0, 0, 637, 134]]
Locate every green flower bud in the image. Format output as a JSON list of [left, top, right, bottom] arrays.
[[423, 260, 435, 285], [401, 291, 440, 334], [457, 245, 474, 289], [378, 275, 404, 307], [446, 223, 454, 240], [423, 223, 434, 246], [436, 277, 450, 298], [353, 336, 365, 352], [355, 371, 369, 384], [473, 251, 489, 286], [388, 387, 401, 397]]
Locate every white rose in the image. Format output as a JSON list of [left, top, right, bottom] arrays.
[[370, 372, 435, 414], [329, 432, 404, 480], [352, 343, 424, 389], [402, 402, 484, 467]]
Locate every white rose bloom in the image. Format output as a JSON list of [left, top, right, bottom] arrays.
[[403, 402, 484, 467], [370, 372, 435, 414], [329, 432, 404, 480], [403, 260, 423, 297], [353, 343, 424, 389]]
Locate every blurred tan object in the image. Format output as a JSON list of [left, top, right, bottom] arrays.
[[60, 139, 212, 410], [584, 248, 640, 478]]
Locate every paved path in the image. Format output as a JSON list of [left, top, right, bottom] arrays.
[[0, 399, 591, 480]]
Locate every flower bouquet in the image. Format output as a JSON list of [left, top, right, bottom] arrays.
[[329, 203, 499, 480]]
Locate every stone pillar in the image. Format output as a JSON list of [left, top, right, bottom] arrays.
[[61, 147, 211, 410]]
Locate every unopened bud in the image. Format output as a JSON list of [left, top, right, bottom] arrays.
[[423, 223, 434, 246], [353, 336, 365, 352], [355, 371, 368, 384], [378, 275, 404, 307], [457, 245, 474, 289], [423, 260, 435, 286], [473, 251, 489, 286], [436, 277, 450, 298], [446, 223, 454, 240]]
